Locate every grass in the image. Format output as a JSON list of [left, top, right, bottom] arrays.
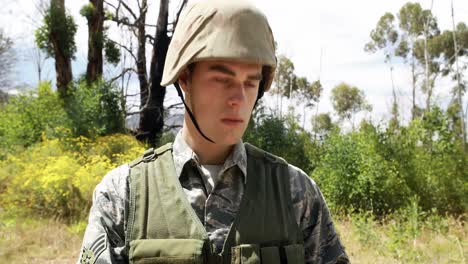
[[335, 213, 467, 263], [0, 211, 466, 263], [0, 213, 83, 264]]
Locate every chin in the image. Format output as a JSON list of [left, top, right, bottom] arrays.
[[217, 133, 242, 146]]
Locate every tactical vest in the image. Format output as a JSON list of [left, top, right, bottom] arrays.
[[126, 143, 304, 264]]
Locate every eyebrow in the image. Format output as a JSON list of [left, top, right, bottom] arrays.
[[208, 64, 263, 81]]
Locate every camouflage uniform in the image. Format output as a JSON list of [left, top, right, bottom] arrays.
[[77, 132, 349, 264]]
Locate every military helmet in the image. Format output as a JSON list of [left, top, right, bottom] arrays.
[[161, 0, 277, 93]]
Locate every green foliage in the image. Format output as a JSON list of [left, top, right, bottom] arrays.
[[80, 2, 121, 66], [272, 55, 295, 97], [35, 4, 77, 59], [365, 12, 398, 62], [313, 106, 466, 215], [0, 80, 126, 159], [67, 79, 125, 137], [296, 78, 322, 107], [104, 38, 121, 65], [272, 55, 321, 104], [0, 82, 72, 157], [313, 125, 410, 215], [349, 211, 378, 245], [330, 82, 371, 121], [244, 105, 318, 173], [79, 3, 95, 20], [312, 112, 335, 138], [398, 3, 439, 38]]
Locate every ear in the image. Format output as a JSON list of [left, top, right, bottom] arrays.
[[178, 68, 191, 94]]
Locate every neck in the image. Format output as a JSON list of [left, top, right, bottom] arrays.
[[181, 120, 234, 165]]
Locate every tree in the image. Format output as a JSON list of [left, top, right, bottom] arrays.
[[272, 55, 296, 117], [330, 82, 371, 129], [81, 0, 105, 83], [396, 2, 439, 117], [429, 20, 468, 149], [30, 46, 48, 83], [0, 29, 14, 89], [140, 0, 171, 145], [106, 0, 187, 145], [365, 12, 400, 127], [0, 89, 8, 104], [296, 78, 322, 128], [80, 0, 121, 81], [35, 0, 77, 99], [312, 112, 334, 139]]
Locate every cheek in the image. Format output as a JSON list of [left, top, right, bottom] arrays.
[[246, 89, 259, 106]]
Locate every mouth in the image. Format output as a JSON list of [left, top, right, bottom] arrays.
[[221, 118, 244, 126]]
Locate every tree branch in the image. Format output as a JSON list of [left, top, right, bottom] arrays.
[[118, 0, 138, 20], [108, 39, 138, 61], [172, 0, 188, 32], [125, 79, 153, 115], [103, 0, 117, 11], [146, 34, 155, 44], [166, 102, 183, 110], [109, 67, 135, 83]]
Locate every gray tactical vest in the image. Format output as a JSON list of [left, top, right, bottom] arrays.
[[126, 143, 304, 264]]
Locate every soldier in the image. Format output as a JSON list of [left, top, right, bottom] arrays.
[[78, 0, 349, 263]]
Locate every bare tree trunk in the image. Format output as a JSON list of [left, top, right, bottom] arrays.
[[423, 0, 434, 113], [302, 105, 306, 128], [423, 27, 431, 112], [136, 0, 149, 99], [451, 0, 466, 150], [32, 47, 46, 83], [138, 0, 170, 145], [136, 0, 150, 140], [85, 0, 104, 83], [389, 59, 398, 126], [411, 57, 417, 120], [51, 0, 73, 98]]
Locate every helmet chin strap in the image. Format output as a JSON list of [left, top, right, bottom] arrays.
[[174, 82, 215, 144]]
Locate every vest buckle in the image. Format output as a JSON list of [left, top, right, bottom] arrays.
[[142, 148, 157, 162]]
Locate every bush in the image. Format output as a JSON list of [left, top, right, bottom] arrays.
[[67, 79, 125, 137], [0, 80, 126, 159], [0, 134, 144, 220], [244, 107, 318, 172], [396, 108, 467, 214], [313, 125, 410, 215], [0, 82, 72, 157]]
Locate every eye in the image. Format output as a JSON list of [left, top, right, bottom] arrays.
[[244, 81, 258, 89], [214, 77, 230, 84]]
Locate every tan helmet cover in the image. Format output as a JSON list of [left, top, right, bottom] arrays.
[[161, 0, 277, 91]]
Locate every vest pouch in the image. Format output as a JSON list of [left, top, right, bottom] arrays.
[[260, 246, 281, 264], [231, 244, 261, 264], [129, 239, 205, 264], [284, 244, 305, 264]]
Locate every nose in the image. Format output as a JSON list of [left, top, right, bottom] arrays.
[[227, 82, 246, 107]]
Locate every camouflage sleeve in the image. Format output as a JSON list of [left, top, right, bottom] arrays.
[[77, 165, 130, 264], [288, 165, 350, 264]]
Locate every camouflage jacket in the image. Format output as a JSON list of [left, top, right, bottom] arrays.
[[77, 132, 349, 264]]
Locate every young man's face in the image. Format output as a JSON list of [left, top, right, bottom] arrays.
[[179, 60, 262, 146]]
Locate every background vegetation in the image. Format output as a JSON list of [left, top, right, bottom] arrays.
[[0, 0, 467, 263]]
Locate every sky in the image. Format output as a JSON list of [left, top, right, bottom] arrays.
[[1, 0, 467, 130]]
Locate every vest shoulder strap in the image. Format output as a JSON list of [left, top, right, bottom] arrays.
[[127, 142, 206, 241], [244, 142, 287, 165], [129, 143, 173, 168]]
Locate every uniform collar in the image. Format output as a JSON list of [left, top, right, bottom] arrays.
[[172, 130, 247, 183]]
